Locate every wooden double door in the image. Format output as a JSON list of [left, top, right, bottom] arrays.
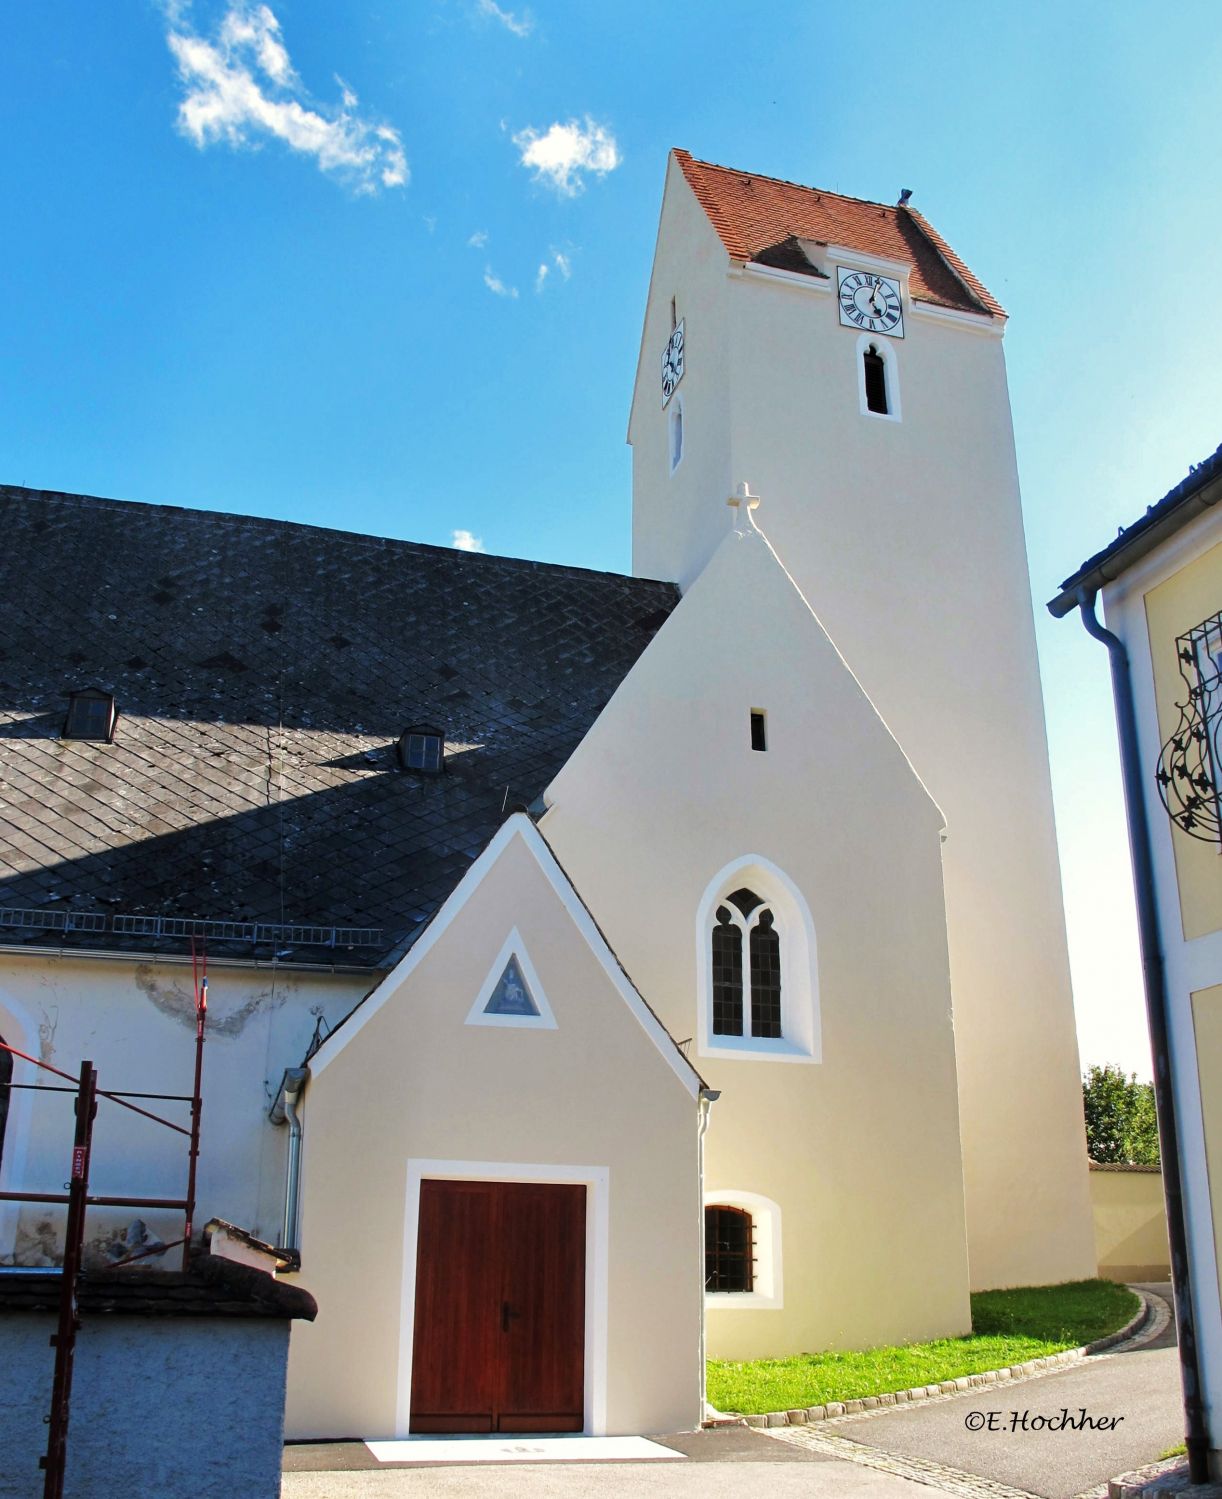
[[410, 1179, 586, 1433]]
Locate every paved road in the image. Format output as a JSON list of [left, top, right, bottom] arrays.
[[770, 1285, 1183, 1499], [283, 1426, 934, 1497], [281, 1286, 1184, 1499]]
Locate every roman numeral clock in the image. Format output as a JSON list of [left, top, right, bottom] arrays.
[[837, 269, 904, 337], [661, 319, 685, 406]]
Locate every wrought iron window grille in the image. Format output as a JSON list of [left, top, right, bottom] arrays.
[[1156, 609, 1222, 843]]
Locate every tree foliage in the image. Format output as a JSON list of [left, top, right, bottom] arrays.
[[1082, 1063, 1160, 1165]]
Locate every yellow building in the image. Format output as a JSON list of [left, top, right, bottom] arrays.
[[1050, 443, 1222, 1483]]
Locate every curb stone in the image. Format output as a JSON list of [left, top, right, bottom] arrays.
[[704, 1287, 1154, 1430], [1109, 1455, 1222, 1499]]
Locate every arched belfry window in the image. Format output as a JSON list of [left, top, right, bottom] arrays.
[[863, 344, 887, 414], [855, 332, 901, 422], [711, 888, 782, 1039]]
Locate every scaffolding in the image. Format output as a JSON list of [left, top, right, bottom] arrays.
[[0, 942, 208, 1499]]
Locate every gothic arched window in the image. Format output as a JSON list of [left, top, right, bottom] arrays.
[[711, 888, 782, 1039]]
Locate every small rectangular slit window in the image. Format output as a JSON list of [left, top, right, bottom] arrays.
[[750, 711, 767, 752]]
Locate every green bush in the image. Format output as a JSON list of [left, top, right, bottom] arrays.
[[1083, 1062, 1160, 1165]]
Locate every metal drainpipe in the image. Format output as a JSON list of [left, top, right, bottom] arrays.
[[270, 1068, 308, 1255], [697, 1087, 720, 1423], [1075, 588, 1210, 1483]]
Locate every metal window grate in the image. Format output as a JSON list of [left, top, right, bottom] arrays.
[[1156, 609, 1222, 843], [705, 1205, 755, 1293]]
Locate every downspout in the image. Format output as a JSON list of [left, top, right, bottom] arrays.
[[269, 1067, 308, 1256], [697, 1087, 720, 1422], [1074, 588, 1209, 1483]]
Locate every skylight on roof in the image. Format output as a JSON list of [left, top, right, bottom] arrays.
[[63, 689, 116, 743], [397, 726, 444, 774]]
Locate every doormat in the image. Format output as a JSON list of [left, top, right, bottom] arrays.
[[364, 1436, 685, 1464]]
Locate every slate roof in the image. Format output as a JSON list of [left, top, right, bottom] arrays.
[[0, 486, 679, 964], [673, 149, 1004, 318], [1047, 441, 1222, 617]]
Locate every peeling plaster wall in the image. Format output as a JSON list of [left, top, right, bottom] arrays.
[[0, 1314, 289, 1499], [0, 951, 369, 1259]]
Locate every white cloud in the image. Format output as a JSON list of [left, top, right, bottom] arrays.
[[476, 0, 534, 37], [483, 266, 518, 298], [467, 229, 489, 249], [512, 116, 620, 196], [452, 529, 486, 552], [165, 2, 408, 193], [535, 249, 574, 293]]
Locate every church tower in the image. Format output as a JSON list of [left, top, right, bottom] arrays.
[[630, 150, 1095, 1290]]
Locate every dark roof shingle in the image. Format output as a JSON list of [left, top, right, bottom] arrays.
[[0, 486, 678, 962]]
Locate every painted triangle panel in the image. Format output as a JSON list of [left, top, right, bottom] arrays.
[[484, 955, 539, 1017]]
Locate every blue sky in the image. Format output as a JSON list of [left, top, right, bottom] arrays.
[[4, 1, 1221, 1077]]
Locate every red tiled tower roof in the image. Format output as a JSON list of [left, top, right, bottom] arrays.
[[673, 150, 1005, 319]]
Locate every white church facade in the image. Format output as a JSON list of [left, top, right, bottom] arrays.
[[0, 151, 1093, 1440]]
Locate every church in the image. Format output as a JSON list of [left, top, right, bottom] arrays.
[[0, 150, 1095, 1440]]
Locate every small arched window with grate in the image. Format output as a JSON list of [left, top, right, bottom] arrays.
[[704, 1204, 754, 1293]]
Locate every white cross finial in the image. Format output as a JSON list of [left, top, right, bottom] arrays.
[[727, 481, 761, 534]]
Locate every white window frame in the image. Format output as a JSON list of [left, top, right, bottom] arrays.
[[464, 928, 558, 1029], [695, 856, 820, 1063], [855, 331, 901, 423], [703, 1189, 783, 1310], [669, 394, 684, 474]]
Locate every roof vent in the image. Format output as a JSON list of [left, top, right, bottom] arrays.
[[397, 725, 445, 774], [63, 689, 116, 743]]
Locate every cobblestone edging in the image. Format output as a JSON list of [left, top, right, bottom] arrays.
[[1109, 1455, 1222, 1499], [708, 1289, 1155, 1432]]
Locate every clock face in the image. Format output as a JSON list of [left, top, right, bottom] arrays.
[[837, 268, 904, 337], [661, 320, 685, 406]]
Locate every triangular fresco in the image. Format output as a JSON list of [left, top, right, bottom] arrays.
[[483, 954, 539, 1017]]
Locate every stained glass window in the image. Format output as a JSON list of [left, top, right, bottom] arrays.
[[750, 910, 782, 1038], [711, 910, 744, 1036], [711, 889, 783, 1041]]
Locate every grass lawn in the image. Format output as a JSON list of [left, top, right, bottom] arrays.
[[707, 1279, 1140, 1415]]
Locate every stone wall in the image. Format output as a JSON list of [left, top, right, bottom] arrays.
[[1090, 1163, 1170, 1281], [0, 1258, 315, 1499]]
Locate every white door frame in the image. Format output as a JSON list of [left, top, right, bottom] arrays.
[[397, 1158, 610, 1437]]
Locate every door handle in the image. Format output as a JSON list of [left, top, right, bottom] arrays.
[[501, 1300, 521, 1333]]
